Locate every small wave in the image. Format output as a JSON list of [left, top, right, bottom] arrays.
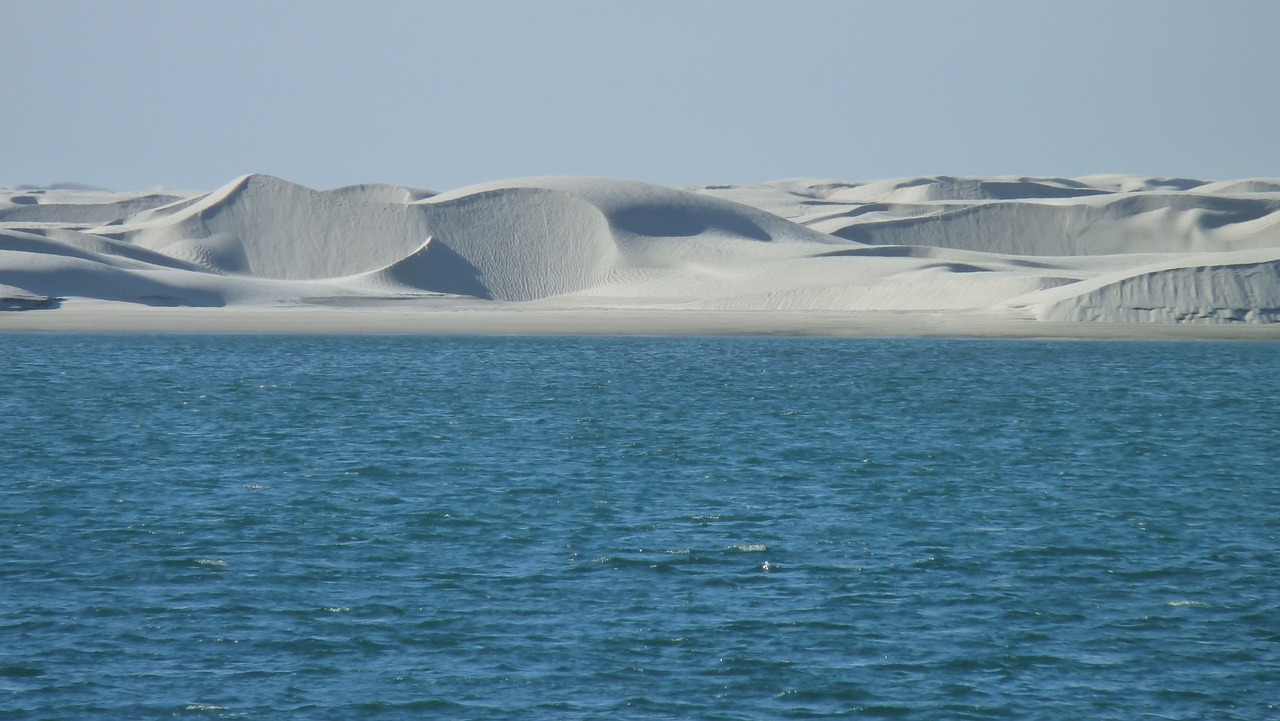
[[733, 544, 768, 552], [0, 665, 45, 678], [184, 704, 229, 711], [195, 559, 227, 568], [352, 698, 468, 712], [1167, 600, 1207, 607]]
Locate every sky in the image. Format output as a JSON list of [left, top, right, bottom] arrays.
[[6, 0, 1279, 192]]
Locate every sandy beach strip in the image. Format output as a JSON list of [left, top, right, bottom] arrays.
[[4, 302, 1280, 341]]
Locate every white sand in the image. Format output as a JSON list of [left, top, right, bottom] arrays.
[[3, 174, 1280, 338]]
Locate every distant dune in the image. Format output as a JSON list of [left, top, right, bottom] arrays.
[[3, 174, 1280, 333]]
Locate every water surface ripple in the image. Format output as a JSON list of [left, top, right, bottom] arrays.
[[2, 336, 1278, 719]]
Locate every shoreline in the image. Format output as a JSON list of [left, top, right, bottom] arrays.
[[3, 302, 1280, 341]]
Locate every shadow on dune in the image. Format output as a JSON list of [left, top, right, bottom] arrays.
[[378, 237, 493, 299], [978, 181, 1109, 200], [0, 295, 63, 311], [814, 245, 930, 258], [919, 262, 992, 273], [1104, 194, 1280, 229], [828, 225, 874, 244], [610, 204, 771, 241], [0, 265, 226, 307]]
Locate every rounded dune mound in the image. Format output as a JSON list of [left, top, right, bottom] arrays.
[[398, 186, 620, 301], [110, 174, 435, 279], [434, 176, 845, 249], [391, 176, 851, 301]]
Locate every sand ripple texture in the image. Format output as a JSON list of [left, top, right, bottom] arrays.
[[2, 335, 1279, 719], [2, 174, 1280, 322]]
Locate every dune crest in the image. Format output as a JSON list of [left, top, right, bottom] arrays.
[[3, 173, 1280, 326]]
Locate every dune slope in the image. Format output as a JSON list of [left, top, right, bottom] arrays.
[[2, 173, 1279, 325]]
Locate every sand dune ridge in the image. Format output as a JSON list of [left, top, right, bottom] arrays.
[[3, 173, 1279, 326]]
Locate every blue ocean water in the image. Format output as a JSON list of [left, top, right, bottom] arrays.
[[2, 335, 1278, 720]]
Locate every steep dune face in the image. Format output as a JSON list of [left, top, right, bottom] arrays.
[[3, 173, 1280, 324], [1006, 249, 1280, 323], [396, 186, 619, 301], [109, 175, 436, 280]]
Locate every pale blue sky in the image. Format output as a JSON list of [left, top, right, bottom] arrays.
[[6, 1, 1279, 191]]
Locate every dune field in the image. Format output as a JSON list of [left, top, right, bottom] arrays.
[[3, 174, 1280, 337]]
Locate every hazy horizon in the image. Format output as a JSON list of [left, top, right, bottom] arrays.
[[7, 0, 1279, 192]]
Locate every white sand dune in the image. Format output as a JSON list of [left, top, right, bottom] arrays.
[[3, 173, 1280, 334], [1006, 247, 1280, 323], [0, 189, 182, 225]]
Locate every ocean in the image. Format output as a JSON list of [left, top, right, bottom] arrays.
[[2, 335, 1278, 719]]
